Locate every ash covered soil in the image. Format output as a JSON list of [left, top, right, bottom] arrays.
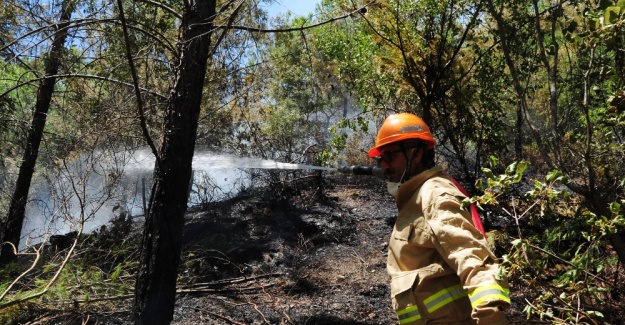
[[172, 173, 398, 325], [30, 172, 537, 324], [168, 172, 528, 324]]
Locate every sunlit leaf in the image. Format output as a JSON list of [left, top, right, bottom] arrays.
[[604, 6, 621, 24]]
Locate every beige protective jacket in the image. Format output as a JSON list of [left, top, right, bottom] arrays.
[[388, 167, 510, 324]]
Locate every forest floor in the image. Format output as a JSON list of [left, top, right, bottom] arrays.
[[13, 172, 625, 324]]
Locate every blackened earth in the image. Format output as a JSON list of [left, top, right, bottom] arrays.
[[18, 172, 612, 324]]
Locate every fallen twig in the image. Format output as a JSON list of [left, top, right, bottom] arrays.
[[179, 272, 283, 289], [184, 306, 246, 325], [0, 227, 82, 310], [177, 282, 277, 294], [0, 242, 44, 302]]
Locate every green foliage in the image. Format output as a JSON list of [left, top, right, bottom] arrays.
[[473, 156, 529, 206], [0, 302, 40, 325], [474, 160, 622, 323], [0, 215, 137, 315], [262, 106, 303, 144], [587, 200, 625, 237], [0, 59, 37, 159]]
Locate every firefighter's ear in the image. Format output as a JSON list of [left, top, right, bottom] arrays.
[[411, 147, 424, 162]]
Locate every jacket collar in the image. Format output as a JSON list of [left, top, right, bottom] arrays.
[[395, 166, 444, 210]]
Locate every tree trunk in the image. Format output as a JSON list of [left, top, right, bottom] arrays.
[[608, 233, 625, 266], [0, 0, 74, 265], [515, 103, 523, 160], [132, 1, 216, 324]]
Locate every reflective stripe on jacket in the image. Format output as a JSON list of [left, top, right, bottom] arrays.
[[388, 167, 510, 324]]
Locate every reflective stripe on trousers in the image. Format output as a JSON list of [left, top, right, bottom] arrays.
[[397, 284, 468, 324], [397, 305, 421, 324], [468, 283, 510, 308]]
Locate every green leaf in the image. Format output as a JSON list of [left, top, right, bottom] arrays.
[[496, 266, 507, 280], [476, 178, 484, 191], [546, 170, 563, 182], [502, 254, 510, 264], [111, 263, 123, 282], [517, 160, 529, 174], [482, 168, 495, 179], [505, 161, 517, 175], [513, 169, 523, 183], [604, 6, 621, 24], [611, 201, 622, 214], [461, 198, 472, 211], [531, 179, 545, 189], [587, 310, 605, 318], [489, 155, 498, 168]]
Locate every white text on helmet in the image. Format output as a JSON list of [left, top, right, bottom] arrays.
[[400, 125, 423, 133]]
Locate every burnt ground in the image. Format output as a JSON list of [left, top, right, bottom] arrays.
[[169, 172, 525, 325], [171, 173, 397, 325], [14, 171, 621, 324]]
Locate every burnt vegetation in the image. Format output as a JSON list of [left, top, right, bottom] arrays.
[[1, 170, 624, 324]]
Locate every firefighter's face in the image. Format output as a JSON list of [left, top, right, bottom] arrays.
[[377, 144, 423, 182]]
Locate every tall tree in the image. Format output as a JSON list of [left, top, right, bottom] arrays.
[[0, 0, 75, 264], [131, 0, 217, 323]]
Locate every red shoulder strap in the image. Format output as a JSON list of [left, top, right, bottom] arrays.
[[445, 174, 487, 237]]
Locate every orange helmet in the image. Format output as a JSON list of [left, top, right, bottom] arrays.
[[368, 113, 436, 157]]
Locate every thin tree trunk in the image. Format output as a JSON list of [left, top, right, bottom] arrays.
[[534, 0, 561, 161], [484, 0, 526, 160], [515, 103, 523, 160], [132, 1, 217, 324], [581, 47, 625, 265], [0, 0, 74, 265]]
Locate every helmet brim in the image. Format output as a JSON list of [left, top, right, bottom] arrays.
[[368, 147, 382, 158], [368, 135, 436, 158]]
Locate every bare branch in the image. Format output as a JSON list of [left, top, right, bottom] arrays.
[[220, 1, 376, 34], [0, 228, 82, 310], [134, 0, 182, 19], [1, 18, 178, 61], [0, 242, 43, 301], [0, 73, 167, 101], [209, 0, 246, 57], [116, 0, 161, 166]]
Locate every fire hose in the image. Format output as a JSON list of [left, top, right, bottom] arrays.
[[337, 165, 385, 180]]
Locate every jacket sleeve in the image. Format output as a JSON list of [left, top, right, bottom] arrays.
[[422, 183, 510, 324]]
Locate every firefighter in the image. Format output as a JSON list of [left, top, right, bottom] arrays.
[[369, 113, 510, 324]]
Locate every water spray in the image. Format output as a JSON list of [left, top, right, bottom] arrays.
[[21, 149, 387, 249], [191, 153, 337, 171]]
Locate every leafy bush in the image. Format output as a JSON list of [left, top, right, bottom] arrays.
[[471, 157, 624, 324]]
